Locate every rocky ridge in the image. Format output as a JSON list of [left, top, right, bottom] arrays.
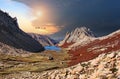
[[0, 10, 44, 52]]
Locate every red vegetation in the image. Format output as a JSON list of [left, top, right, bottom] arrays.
[[60, 42, 74, 48], [68, 32, 120, 66]]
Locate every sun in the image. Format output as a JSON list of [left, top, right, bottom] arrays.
[[36, 11, 42, 17]]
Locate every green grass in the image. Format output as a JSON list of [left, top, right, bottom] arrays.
[[0, 49, 70, 75]]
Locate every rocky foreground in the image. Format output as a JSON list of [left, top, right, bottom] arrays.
[[2, 51, 120, 79]]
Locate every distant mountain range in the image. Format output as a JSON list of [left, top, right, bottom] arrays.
[[28, 33, 58, 46], [0, 10, 44, 52]]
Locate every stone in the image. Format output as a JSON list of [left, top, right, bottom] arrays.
[[48, 56, 54, 60], [107, 53, 115, 58], [72, 65, 83, 74]]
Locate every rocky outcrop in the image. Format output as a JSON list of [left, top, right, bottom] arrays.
[[0, 10, 44, 52], [58, 27, 95, 49], [3, 51, 120, 79], [29, 33, 58, 46]]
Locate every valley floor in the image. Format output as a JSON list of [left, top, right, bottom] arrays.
[[0, 49, 69, 78], [1, 51, 120, 79]]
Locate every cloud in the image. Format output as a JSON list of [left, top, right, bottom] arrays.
[[0, 0, 35, 32], [13, 0, 63, 35], [0, 0, 61, 35], [11, 0, 120, 39]]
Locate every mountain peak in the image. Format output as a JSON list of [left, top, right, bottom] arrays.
[[58, 27, 95, 47], [70, 27, 94, 39], [67, 27, 95, 43]]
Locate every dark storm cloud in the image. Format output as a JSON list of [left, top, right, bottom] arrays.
[[14, 0, 120, 40]]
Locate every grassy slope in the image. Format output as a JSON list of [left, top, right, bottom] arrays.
[[0, 49, 70, 75]]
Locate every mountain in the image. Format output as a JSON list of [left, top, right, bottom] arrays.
[[59, 27, 120, 65], [69, 29, 120, 65], [29, 33, 58, 46], [58, 27, 95, 49], [0, 10, 44, 52]]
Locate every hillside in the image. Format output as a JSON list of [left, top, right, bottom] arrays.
[[0, 10, 44, 52], [69, 29, 120, 66], [58, 27, 120, 66], [29, 33, 58, 46]]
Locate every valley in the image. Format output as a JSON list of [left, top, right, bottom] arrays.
[[0, 9, 120, 79]]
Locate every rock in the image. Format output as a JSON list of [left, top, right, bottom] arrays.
[[107, 53, 115, 58], [72, 65, 83, 74], [66, 75, 78, 79], [48, 56, 54, 60], [117, 75, 120, 79]]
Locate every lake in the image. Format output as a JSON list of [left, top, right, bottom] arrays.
[[44, 46, 61, 51]]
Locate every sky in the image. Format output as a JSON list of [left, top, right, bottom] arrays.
[[0, 0, 120, 40]]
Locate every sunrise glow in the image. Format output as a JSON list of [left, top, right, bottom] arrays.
[[0, 0, 60, 35]]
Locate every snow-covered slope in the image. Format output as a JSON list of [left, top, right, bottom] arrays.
[[29, 33, 58, 46]]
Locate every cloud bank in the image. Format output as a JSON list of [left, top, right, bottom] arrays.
[[6, 0, 120, 39]]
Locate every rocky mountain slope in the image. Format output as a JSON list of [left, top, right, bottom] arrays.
[[59, 27, 120, 65], [69, 29, 120, 66], [3, 51, 120, 79], [0, 42, 32, 56], [0, 10, 44, 52], [58, 27, 95, 49], [29, 33, 58, 46]]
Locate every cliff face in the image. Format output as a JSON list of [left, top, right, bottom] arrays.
[[0, 10, 44, 52]]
